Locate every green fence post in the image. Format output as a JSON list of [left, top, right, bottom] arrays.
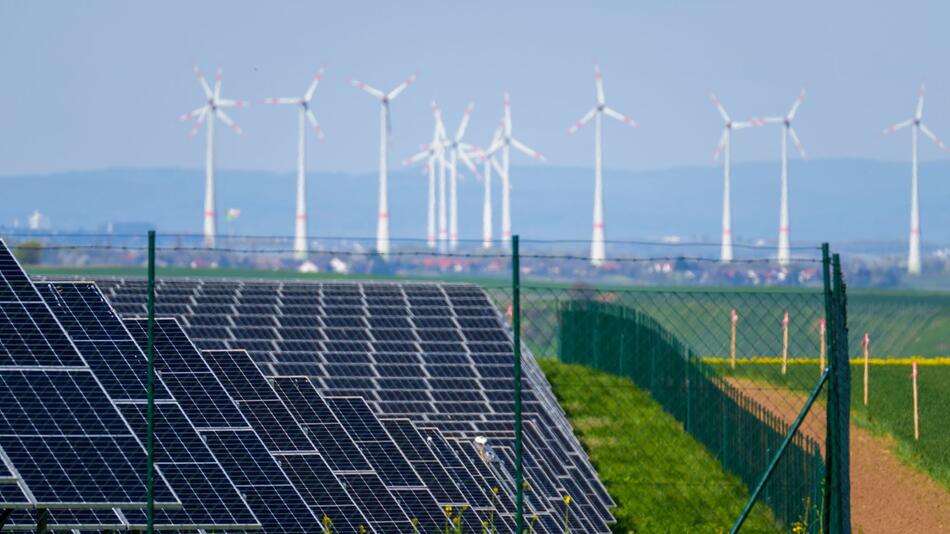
[[146, 230, 156, 534], [828, 254, 852, 533], [820, 243, 833, 533], [511, 235, 524, 533]]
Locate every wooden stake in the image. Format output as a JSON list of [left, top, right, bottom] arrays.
[[781, 312, 789, 375], [863, 333, 870, 406], [819, 319, 827, 372], [730, 309, 738, 369], [912, 362, 919, 441]]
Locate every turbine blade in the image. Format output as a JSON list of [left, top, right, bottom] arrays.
[[568, 108, 597, 134], [787, 88, 806, 120], [490, 157, 504, 177], [189, 108, 209, 136], [403, 148, 431, 166], [919, 123, 949, 152], [178, 105, 208, 122], [755, 116, 784, 125], [510, 138, 545, 162], [883, 118, 913, 134], [504, 93, 512, 137], [713, 129, 727, 160], [263, 97, 302, 105], [603, 106, 638, 128], [594, 64, 605, 105], [193, 63, 213, 99], [788, 127, 807, 159], [458, 151, 482, 178], [915, 82, 926, 120], [213, 67, 222, 100], [455, 101, 475, 142], [216, 98, 250, 108], [710, 92, 730, 123], [432, 101, 448, 141], [349, 78, 385, 99], [215, 108, 242, 134], [306, 109, 325, 141], [304, 67, 325, 102], [387, 73, 417, 100], [731, 120, 757, 130]]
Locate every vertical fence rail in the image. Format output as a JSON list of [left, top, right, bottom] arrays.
[[828, 253, 852, 534], [511, 235, 525, 532], [145, 230, 156, 534]]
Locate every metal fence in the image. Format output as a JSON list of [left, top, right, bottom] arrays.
[[3, 232, 854, 533]]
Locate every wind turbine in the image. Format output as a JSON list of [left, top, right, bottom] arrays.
[[485, 93, 545, 249], [178, 63, 248, 248], [568, 64, 639, 266], [757, 89, 806, 266], [350, 72, 417, 256], [403, 101, 448, 249], [710, 93, 756, 263], [445, 102, 481, 250], [883, 82, 948, 275], [263, 68, 326, 259], [479, 126, 504, 249]]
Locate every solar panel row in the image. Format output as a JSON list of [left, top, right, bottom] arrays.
[[96, 277, 615, 532], [37, 281, 259, 530], [0, 242, 181, 531]]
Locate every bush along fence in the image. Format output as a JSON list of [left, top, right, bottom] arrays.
[[551, 245, 851, 534]]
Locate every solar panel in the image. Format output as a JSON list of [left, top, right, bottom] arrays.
[[0, 242, 180, 520], [36, 281, 259, 530], [122, 319, 323, 532], [202, 350, 398, 532], [95, 277, 616, 532]]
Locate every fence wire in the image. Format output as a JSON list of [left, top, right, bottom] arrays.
[[3, 233, 860, 533]]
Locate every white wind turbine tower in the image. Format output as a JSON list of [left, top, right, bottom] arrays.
[[710, 93, 756, 263], [264, 68, 326, 259], [445, 103, 482, 250], [350, 72, 417, 256], [178, 64, 248, 248], [403, 101, 448, 249], [485, 93, 546, 249], [758, 89, 806, 267], [568, 64, 639, 266], [883, 82, 948, 275]]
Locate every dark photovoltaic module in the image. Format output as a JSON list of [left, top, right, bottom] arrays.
[[3, 234, 614, 533], [97, 277, 616, 532]]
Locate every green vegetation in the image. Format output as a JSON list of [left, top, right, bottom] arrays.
[[539, 358, 780, 533], [711, 361, 950, 490]]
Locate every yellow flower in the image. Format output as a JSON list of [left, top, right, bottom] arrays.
[[563, 495, 572, 506], [454, 516, 461, 525], [411, 518, 419, 526], [444, 505, 453, 513], [322, 515, 331, 526], [492, 487, 500, 495]]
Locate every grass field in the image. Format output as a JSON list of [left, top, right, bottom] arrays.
[[539, 359, 782, 533], [710, 360, 950, 491]]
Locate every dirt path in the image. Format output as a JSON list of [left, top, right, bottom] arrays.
[[728, 378, 950, 534]]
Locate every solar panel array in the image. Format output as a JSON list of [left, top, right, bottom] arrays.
[[0, 243, 183, 530], [37, 282, 260, 531], [96, 277, 616, 532]]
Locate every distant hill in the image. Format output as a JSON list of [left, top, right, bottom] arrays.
[[3, 159, 950, 248]]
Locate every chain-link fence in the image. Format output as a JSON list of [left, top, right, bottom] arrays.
[[1, 232, 865, 533]]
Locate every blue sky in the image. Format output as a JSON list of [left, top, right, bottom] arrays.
[[1, 1, 949, 175]]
